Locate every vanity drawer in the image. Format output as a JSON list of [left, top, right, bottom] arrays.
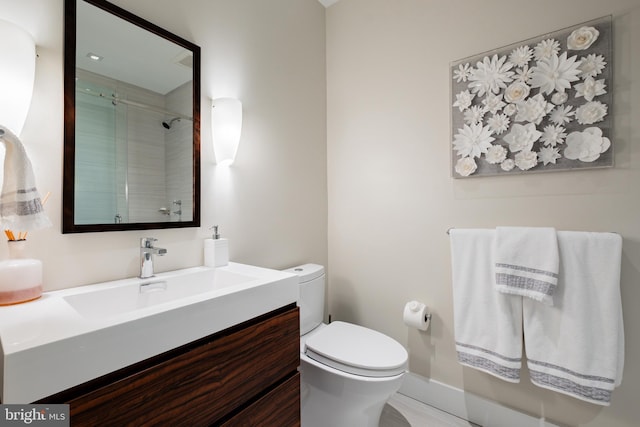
[[66, 306, 299, 426], [222, 372, 300, 427]]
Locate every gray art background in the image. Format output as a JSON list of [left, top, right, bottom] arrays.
[[450, 16, 612, 178]]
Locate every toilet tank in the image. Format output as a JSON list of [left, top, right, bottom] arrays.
[[284, 264, 325, 335]]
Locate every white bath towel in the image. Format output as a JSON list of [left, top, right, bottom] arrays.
[[494, 226, 559, 305], [449, 229, 523, 383], [0, 125, 51, 231], [523, 231, 624, 406]]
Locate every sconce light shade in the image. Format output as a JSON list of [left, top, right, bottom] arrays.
[[212, 97, 242, 166], [0, 20, 36, 137]]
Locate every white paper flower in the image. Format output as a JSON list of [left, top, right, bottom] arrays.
[[503, 104, 517, 116], [540, 124, 567, 147], [453, 63, 472, 83], [482, 93, 506, 114], [533, 38, 560, 61], [486, 113, 511, 135], [514, 94, 553, 125], [549, 105, 575, 125], [509, 45, 533, 67], [514, 65, 533, 83], [564, 127, 611, 162], [538, 146, 562, 165], [501, 158, 515, 171], [503, 123, 541, 153], [453, 123, 495, 158], [455, 157, 478, 177], [463, 105, 486, 125], [574, 77, 607, 101], [579, 54, 606, 79], [468, 54, 514, 97], [567, 26, 600, 50], [504, 81, 530, 103], [453, 90, 475, 112], [575, 101, 608, 125], [530, 52, 581, 95], [551, 92, 568, 105], [485, 144, 508, 164], [515, 150, 538, 170]]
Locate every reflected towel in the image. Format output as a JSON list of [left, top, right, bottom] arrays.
[[0, 125, 51, 230], [494, 226, 559, 305], [450, 229, 523, 383], [524, 231, 624, 406]]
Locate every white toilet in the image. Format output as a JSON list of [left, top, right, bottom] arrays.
[[285, 264, 408, 427]]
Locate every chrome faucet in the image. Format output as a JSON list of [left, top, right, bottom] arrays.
[[139, 237, 167, 278]]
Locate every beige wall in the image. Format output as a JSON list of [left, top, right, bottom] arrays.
[[326, 0, 640, 426], [0, 0, 327, 288], [4, 0, 640, 424]]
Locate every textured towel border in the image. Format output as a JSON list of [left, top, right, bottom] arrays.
[[456, 342, 521, 383], [495, 263, 558, 304], [0, 187, 46, 216], [528, 359, 615, 405]]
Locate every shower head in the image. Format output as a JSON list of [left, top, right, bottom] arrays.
[[162, 117, 181, 129]]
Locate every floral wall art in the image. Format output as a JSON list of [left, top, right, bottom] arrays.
[[450, 16, 612, 178]]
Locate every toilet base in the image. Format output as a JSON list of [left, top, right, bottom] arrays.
[[300, 354, 404, 427]]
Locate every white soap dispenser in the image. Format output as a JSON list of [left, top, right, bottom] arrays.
[[204, 225, 229, 268]]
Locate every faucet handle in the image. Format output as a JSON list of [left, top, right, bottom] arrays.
[[141, 237, 158, 248]]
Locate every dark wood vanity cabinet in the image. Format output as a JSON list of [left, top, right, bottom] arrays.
[[39, 304, 300, 426]]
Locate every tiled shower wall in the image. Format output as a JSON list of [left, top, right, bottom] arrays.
[[165, 81, 193, 223]]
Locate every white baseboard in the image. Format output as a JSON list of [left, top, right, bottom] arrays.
[[399, 372, 560, 427]]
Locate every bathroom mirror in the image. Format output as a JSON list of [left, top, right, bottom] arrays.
[[63, 0, 201, 233]]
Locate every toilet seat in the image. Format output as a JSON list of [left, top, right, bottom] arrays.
[[304, 321, 408, 377]]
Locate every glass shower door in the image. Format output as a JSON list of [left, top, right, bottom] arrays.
[[74, 79, 128, 224]]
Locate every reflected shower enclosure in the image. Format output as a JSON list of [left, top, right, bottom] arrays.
[[74, 70, 193, 225]]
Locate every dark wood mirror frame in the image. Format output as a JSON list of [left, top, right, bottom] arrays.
[[63, 0, 201, 233]]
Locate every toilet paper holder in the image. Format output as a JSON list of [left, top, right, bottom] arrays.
[[403, 300, 432, 331]]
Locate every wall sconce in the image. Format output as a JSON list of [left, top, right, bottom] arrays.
[[211, 97, 242, 166], [0, 20, 36, 137]]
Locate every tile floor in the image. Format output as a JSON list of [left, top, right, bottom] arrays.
[[380, 393, 480, 427]]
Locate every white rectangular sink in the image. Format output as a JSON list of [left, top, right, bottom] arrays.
[[63, 268, 255, 319], [0, 263, 298, 403]]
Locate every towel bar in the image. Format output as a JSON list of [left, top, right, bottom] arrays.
[[446, 227, 619, 235]]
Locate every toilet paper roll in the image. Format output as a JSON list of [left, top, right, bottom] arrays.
[[403, 300, 430, 331]]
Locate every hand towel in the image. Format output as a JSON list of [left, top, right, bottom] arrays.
[[494, 226, 559, 305], [0, 125, 51, 230], [523, 231, 624, 406], [450, 229, 523, 383]]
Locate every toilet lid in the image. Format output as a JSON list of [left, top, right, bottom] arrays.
[[304, 321, 408, 377]]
